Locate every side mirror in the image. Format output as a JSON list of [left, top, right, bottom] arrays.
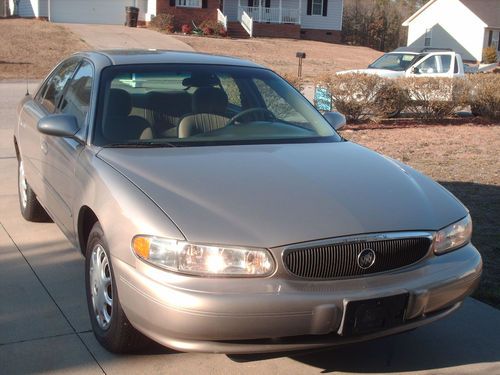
[[323, 111, 346, 131], [411, 66, 420, 74], [37, 114, 79, 138]]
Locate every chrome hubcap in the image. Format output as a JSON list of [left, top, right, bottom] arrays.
[[19, 161, 28, 209], [89, 245, 113, 330]]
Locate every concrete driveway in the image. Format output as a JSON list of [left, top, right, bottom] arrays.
[[63, 23, 193, 51], [1, 82, 500, 374]]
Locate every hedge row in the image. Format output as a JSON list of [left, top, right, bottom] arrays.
[[316, 74, 500, 122]]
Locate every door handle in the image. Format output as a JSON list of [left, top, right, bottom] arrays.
[[41, 141, 48, 155]]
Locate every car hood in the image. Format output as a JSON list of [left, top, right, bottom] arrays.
[[97, 142, 466, 248], [337, 68, 405, 78]]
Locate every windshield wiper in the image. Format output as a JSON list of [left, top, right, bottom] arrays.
[[104, 141, 177, 148]]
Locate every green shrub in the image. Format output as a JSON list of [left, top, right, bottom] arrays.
[[482, 46, 498, 64], [199, 20, 226, 36], [150, 14, 175, 33], [403, 77, 462, 119], [467, 74, 500, 120], [318, 74, 408, 121]]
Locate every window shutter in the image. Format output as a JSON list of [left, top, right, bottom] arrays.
[[322, 0, 328, 16], [307, 0, 312, 15], [202, 0, 207, 7], [265, 0, 270, 7], [169, 0, 175, 6]]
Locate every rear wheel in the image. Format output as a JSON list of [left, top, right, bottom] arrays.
[[85, 222, 148, 353], [18, 159, 52, 222]]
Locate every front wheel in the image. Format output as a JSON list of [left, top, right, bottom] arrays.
[[85, 222, 148, 353]]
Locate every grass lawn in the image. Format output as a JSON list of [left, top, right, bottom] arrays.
[[173, 34, 382, 82], [0, 19, 89, 80], [341, 125, 500, 309]]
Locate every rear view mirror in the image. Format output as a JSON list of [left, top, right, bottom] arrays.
[[412, 67, 420, 74], [37, 114, 79, 138], [323, 111, 346, 131]]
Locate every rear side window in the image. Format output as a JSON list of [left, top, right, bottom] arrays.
[[36, 59, 79, 112], [454, 57, 459, 73], [59, 61, 94, 129]]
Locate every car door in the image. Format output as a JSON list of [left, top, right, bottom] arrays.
[[18, 58, 80, 209], [43, 59, 94, 235], [408, 53, 455, 77]]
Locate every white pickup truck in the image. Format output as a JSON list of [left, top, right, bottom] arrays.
[[338, 48, 465, 78]]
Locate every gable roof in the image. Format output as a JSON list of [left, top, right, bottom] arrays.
[[460, 0, 500, 28], [402, 0, 500, 28]]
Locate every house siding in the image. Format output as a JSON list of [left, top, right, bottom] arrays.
[[301, 0, 342, 30], [157, 0, 218, 27], [406, 0, 486, 62]]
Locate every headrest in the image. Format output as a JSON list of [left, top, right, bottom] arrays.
[[192, 87, 228, 115], [182, 72, 220, 88], [146, 91, 191, 117], [107, 89, 132, 117]]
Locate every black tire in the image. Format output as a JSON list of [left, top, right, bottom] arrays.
[[18, 159, 52, 222], [85, 222, 149, 353]]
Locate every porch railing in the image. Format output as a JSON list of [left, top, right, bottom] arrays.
[[217, 8, 227, 30], [238, 10, 253, 37], [238, 6, 300, 24]]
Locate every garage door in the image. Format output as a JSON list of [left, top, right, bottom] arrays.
[[50, 0, 137, 25]]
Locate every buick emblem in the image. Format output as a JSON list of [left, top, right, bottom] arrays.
[[357, 248, 376, 269]]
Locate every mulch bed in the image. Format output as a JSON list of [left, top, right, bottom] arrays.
[[343, 116, 499, 130]]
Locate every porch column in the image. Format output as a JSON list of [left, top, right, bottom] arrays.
[[298, 0, 301, 24], [259, 2, 262, 22], [279, 0, 282, 24]]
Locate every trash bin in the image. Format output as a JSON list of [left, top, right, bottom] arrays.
[[125, 6, 139, 27]]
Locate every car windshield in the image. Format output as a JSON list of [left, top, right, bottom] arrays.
[[94, 64, 340, 147], [369, 53, 419, 71]]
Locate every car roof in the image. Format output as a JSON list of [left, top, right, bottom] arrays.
[[76, 49, 264, 69]]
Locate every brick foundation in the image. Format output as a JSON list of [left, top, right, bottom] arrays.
[[252, 23, 301, 39], [157, 0, 218, 28], [300, 28, 341, 43]]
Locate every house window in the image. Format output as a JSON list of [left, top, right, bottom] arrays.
[[424, 28, 432, 47], [312, 0, 323, 15], [176, 0, 202, 8]]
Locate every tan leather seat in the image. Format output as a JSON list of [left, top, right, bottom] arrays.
[[103, 89, 153, 142], [178, 87, 230, 138], [146, 91, 192, 138]]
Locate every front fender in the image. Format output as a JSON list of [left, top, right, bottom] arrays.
[[73, 147, 185, 266]]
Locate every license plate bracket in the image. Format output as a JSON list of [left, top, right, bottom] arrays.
[[339, 293, 409, 337]]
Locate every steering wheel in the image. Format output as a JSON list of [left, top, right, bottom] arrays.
[[226, 108, 276, 126]]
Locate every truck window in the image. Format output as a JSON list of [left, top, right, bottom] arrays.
[[454, 57, 459, 74], [440, 55, 451, 73]]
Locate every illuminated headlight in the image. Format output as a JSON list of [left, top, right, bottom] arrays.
[[433, 214, 472, 255], [132, 236, 275, 276]]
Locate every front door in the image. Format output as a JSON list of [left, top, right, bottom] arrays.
[[44, 60, 94, 235]]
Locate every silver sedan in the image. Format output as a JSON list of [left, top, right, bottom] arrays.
[[14, 50, 482, 354]]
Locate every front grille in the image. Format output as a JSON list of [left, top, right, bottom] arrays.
[[283, 237, 432, 279]]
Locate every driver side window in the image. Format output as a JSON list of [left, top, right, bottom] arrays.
[[36, 59, 80, 113], [252, 79, 308, 126]]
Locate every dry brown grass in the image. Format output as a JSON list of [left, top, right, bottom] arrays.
[[341, 125, 500, 308], [0, 18, 89, 79], [173, 34, 382, 82]]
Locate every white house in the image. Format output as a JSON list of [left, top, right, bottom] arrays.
[[8, 0, 149, 24], [402, 0, 500, 62], [7, 0, 344, 41]]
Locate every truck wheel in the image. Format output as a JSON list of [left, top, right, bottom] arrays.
[[85, 222, 149, 353], [18, 159, 52, 222]]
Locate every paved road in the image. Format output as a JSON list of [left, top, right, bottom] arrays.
[[62, 23, 193, 51], [1, 82, 500, 374]]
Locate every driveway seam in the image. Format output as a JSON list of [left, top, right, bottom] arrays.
[[0, 331, 92, 347], [0, 221, 107, 374]]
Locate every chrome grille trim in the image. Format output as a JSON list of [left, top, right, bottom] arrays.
[[282, 232, 434, 280]]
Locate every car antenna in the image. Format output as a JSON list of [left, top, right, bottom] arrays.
[[25, 74, 29, 96]]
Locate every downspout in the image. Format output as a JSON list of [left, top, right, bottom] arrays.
[[48, 0, 50, 21]]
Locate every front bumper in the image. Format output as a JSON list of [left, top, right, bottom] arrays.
[[113, 243, 482, 354]]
